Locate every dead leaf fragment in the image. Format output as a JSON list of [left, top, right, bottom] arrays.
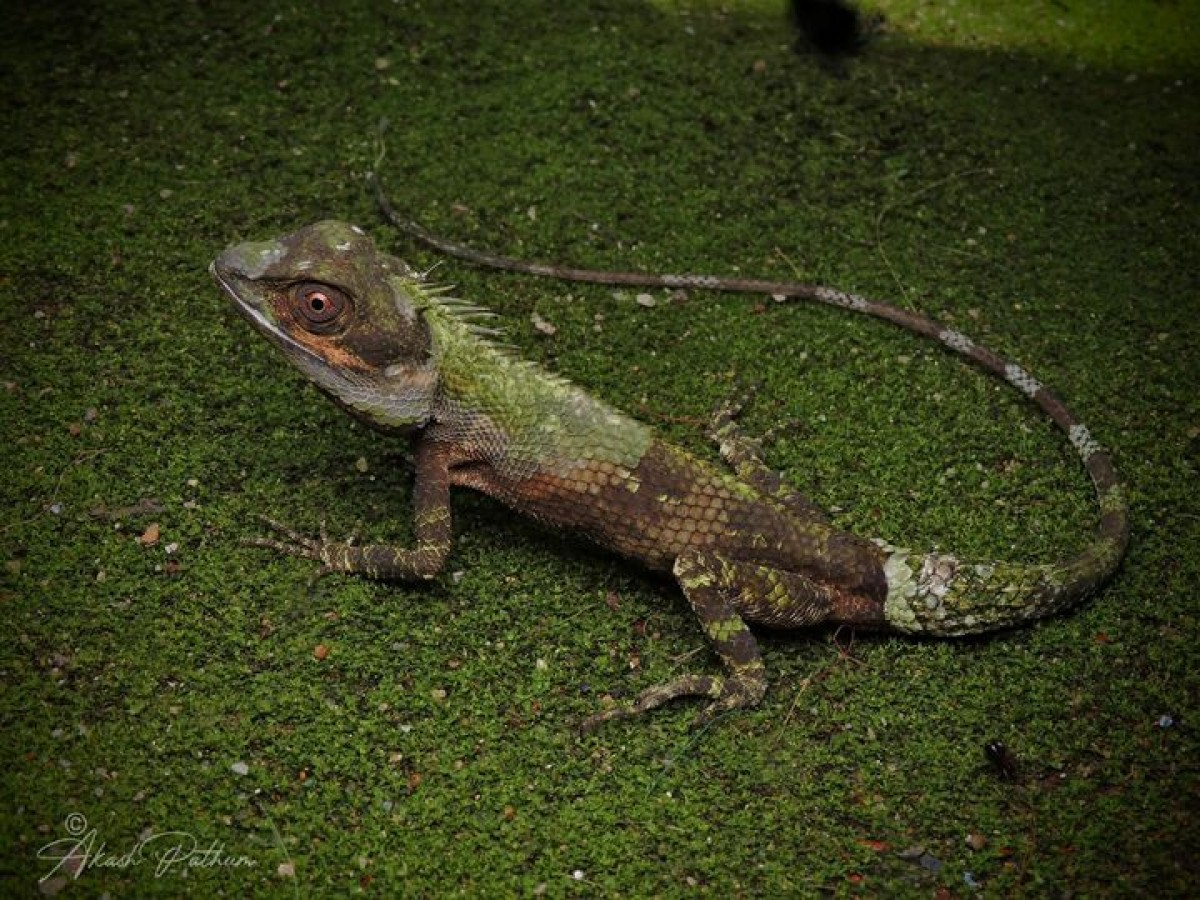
[[139, 522, 160, 546], [531, 312, 557, 336]]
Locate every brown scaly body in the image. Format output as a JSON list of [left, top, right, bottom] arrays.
[[212, 213, 1129, 728]]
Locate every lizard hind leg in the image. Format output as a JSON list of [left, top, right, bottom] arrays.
[[708, 390, 830, 524], [581, 549, 762, 731]]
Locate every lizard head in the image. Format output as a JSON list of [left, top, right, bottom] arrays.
[[212, 220, 438, 432]]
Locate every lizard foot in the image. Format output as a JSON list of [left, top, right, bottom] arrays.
[[708, 383, 760, 430], [243, 515, 359, 578], [579, 670, 766, 732], [691, 670, 767, 728], [758, 417, 806, 450]]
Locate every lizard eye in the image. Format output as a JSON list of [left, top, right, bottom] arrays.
[[290, 282, 350, 332]]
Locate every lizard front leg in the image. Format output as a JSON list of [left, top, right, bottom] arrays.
[[246, 438, 454, 580]]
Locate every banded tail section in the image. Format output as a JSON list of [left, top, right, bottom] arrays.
[[814, 293, 1130, 636]]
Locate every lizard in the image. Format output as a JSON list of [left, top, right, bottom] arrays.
[[211, 218, 1129, 729]]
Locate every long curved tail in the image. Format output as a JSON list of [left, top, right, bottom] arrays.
[[372, 176, 1130, 636]]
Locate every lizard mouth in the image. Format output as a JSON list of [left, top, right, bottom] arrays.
[[211, 258, 266, 322], [210, 257, 330, 370]]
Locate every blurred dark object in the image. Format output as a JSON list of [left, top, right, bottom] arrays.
[[984, 740, 1021, 781], [791, 0, 870, 56]]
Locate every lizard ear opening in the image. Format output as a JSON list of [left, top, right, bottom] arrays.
[[290, 282, 351, 334]]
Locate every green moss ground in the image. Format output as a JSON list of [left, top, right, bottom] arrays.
[[2, 0, 1197, 895]]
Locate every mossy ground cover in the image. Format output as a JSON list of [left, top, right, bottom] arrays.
[[2, 1, 1196, 895]]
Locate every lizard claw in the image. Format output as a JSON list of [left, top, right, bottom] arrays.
[[248, 515, 312, 546], [242, 515, 339, 577], [707, 383, 762, 436], [758, 418, 805, 449], [578, 673, 726, 733], [243, 516, 320, 557], [580, 671, 765, 733]]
